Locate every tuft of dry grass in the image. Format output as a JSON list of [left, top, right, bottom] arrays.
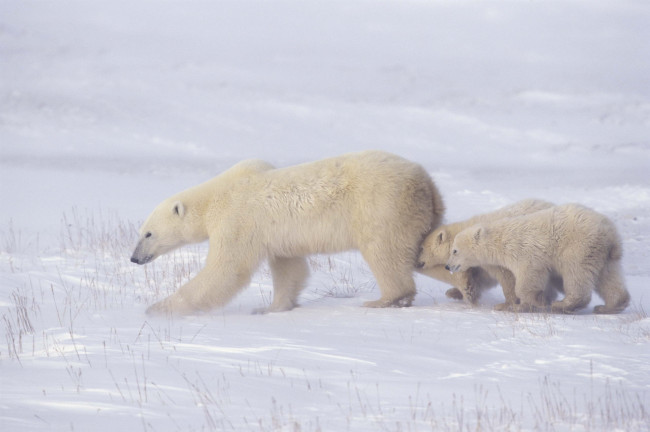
[[309, 255, 376, 300]]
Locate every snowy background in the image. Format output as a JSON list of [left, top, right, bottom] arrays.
[[1, 1, 649, 431]]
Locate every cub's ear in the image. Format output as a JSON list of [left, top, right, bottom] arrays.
[[173, 201, 185, 218], [473, 226, 486, 243], [437, 229, 447, 245]]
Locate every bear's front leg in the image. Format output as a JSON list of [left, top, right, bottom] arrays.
[[146, 253, 254, 316]]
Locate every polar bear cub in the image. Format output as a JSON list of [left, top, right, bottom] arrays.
[[418, 199, 554, 305], [446, 204, 630, 314], [131, 151, 444, 316]]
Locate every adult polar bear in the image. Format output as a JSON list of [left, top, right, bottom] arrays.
[[131, 151, 445, 316]]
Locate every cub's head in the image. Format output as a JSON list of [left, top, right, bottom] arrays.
[[445, 225, 486, 273], [130, 199, 205, 265], [417, 227, 453, 268]]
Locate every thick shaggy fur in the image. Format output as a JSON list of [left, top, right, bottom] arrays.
[[446, 204, 630, 314], [131, 151, 445, 315], [418, 199, 554, 305]]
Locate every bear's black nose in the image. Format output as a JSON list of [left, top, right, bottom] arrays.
[[130, 256, 139, 264], [445, 265, 450, 271]]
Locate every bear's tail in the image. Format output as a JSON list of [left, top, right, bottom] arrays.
[[602, 217, 623, 261], [608, 241, 623, 261]]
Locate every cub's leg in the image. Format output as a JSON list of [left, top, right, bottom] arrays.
[[542, 273, 563, 304], [550, 273, 594, 314], [593, 259, 629, 314], [492, 267, 519, 311], [511, 269, 552, 313], [453, 267, 498, 304], [468, 267, 499, 302], [552, 244, 610, 313]]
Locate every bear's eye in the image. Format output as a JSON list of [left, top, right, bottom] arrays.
[[452, 249, 457, 255], [145, 232, 152, 238]]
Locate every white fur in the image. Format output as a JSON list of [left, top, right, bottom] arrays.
[[131, 151, 445, 315], [446, 204, 630, 314], [418, 199, 554, 305]]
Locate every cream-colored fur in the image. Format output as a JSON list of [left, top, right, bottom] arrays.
[[131, 151, 445, 316], [446, 204, 630, 314], [418, 199, 554, 305]]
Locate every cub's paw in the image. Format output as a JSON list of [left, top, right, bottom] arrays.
[[515, 303, 550, 314], [445, 287, 464, 300], [593, 304, 624, 315], [550, 301, 579, 314]]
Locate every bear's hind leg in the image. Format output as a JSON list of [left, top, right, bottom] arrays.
[[593, 260, 629, 314], [362, 251, 416, 308], [259, 256, 310, 313]]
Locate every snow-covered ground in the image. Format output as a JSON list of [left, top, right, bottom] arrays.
[[1, 1, 649, 430]]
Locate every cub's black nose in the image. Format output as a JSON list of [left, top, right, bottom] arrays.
[[130, 256, 139, 264], [445, 265, 450, 271]]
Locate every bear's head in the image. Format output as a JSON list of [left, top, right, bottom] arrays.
[[130, 199, 206, 265], [445, 225, 486, 273], [417, 227, 452, 268]]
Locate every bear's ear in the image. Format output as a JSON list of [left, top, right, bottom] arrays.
[[172, 201, 185, 218]]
